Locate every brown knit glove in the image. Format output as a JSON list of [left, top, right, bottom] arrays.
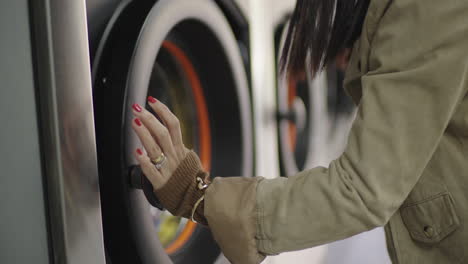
[[155, 151, 209, 225]]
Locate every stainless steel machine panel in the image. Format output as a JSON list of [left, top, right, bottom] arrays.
[[29, 0, 106, 263]]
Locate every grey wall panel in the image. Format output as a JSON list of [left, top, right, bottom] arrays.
[[0, 0, 51, 263]]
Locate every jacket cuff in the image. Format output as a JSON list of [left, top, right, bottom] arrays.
[[155, 151, 208, 225], [204, 176, 266, 264]]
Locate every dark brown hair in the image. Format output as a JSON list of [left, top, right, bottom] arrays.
[[280, 0, 370, 77]]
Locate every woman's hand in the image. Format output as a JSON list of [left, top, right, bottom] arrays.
[[130, 96, 209, 224], [131, 96, 190, 190]]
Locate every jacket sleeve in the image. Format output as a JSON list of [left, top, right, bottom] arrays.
[[204, 0, 468, 262]]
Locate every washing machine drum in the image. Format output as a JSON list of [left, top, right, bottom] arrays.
[[92, 0, 253, 263]]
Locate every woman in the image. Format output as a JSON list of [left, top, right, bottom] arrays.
[[130, 0, 468, 263]]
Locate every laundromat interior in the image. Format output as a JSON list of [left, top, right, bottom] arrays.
[[1, 0, 392, 263]]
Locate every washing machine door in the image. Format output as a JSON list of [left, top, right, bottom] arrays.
[[275, 21, 355, 176], [92, 0, 253, 263]]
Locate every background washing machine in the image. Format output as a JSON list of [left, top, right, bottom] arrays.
[[87, 0, 254, 263], [273, 4, 355, 179], [267, 1, 392, 263]]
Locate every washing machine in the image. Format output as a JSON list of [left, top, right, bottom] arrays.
[[86, 0, 254, 263], [272, 2, 355, 176]]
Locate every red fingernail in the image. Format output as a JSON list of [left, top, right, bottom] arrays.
[[136, 148, 143, 155], [134, 118, 142, 126], [132, 103, 142, 112], [148, 96, 157, 104]]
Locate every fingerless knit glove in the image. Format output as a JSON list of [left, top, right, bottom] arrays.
[[155, 151, 209, 225]]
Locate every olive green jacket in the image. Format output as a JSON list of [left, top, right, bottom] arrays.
[[204, 0, 468, 263]]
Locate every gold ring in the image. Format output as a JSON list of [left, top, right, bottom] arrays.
[[151, 153, 165, 164], [151, 153, 166, 170]]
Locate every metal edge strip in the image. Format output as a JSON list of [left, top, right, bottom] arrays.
[[28, 0, 106, 263]]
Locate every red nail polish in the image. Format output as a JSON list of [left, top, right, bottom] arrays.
[[132, 103, 142, 112], [136, 148, 143, 155], [148, 96, 157, 104], [134, 118, 142, 126]]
